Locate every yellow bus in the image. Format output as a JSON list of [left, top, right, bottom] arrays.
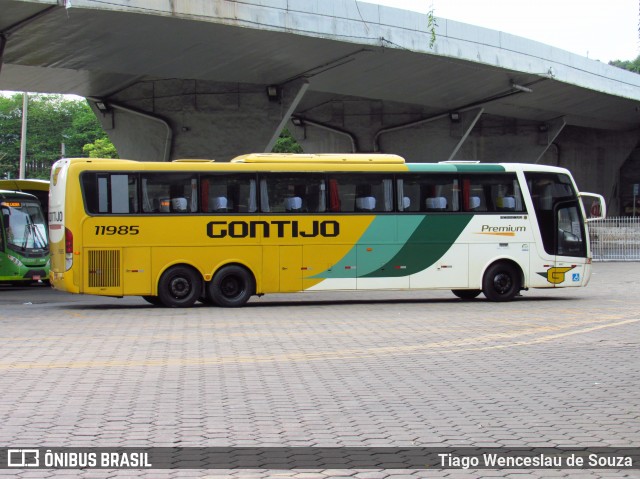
[[0, 179, 50, 214], [48, 154, 605, 307]]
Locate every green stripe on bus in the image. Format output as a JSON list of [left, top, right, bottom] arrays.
[[406, 164, 506, 173], [312, 216, 423, 279], [406, 164, 458, 172], [455, 164, 505, 172], [313, 214, 473, 279], [361, 214, 474, 277]]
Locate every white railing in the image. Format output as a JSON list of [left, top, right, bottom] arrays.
[[588, 216, 640, 261]]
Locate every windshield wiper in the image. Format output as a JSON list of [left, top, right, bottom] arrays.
[[21, 220, 47, 250]]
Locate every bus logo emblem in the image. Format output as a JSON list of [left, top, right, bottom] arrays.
[[538, 266, 576, 284]]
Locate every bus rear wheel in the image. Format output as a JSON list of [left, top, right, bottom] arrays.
[[482, 262, 521, 302], [207, 265, 254, 307], [452, 289, 481, 300], [157, 265, 202, 308]]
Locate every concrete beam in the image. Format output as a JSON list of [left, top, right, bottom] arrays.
[[535, 117, 566, 164], [264, 80, 310, 153], [90, 79, 320, 161], [448, 108, 484, 161]]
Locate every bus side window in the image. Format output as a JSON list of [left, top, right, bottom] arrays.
[[355, 184, 375, 211], [329, 179, 341, 212], [201, 174, 256, 213], [260, 173, 325, 213], [462, 174, 525, 213], [398, 174, 458, 213], [81, 172, 136, 214], [128, 175, 139, 213], [140, 173, 197, 214], [462, 178, 487, 212], [329, 174, 393, 213], [396, 179, 412, 212], [81, 173, 99, 213], [201, 178, 229, 213]]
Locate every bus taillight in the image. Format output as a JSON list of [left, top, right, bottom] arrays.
[[65, 227, 73, 253], [65, 227, 73, 271]]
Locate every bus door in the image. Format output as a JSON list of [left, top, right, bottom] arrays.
[[552, 200, 588, 287]]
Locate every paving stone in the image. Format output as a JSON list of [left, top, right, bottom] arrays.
[[0, 263, 637, 479]]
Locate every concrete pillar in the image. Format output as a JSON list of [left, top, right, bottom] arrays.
[[620, 148, 640, 215]]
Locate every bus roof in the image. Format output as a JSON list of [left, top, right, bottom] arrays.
[[231, 153, 406, 164], [0, 179, 50, 191], [0, 189, 40, 202], [56, 156, 571, 175]]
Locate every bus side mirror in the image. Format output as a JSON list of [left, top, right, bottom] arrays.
[[579, 192, 606, 222]]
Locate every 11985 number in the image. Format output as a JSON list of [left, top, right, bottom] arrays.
[[95, 225, 140, 235]]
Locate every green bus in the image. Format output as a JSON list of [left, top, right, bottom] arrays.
[[0, 179, 50, 214], [0, 190, 50, 285]]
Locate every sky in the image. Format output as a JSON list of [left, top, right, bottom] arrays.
[[362, 0, 638, 63]]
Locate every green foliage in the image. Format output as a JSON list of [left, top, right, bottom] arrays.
[[272, 128, 303, 153], [427, 7, 437, 49], [609, 56, 640, 74], [0, 93, 115, 179], [83, 137, 118, 158], [0, 94, 23, 178]]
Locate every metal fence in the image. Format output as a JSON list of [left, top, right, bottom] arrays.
[[588, 216, 640, 261]]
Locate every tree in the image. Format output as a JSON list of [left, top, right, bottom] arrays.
[[0, 95, 23, 178], [83, 137, 118, 158], [0, 93, 115, 179], [272, 128, 303, 153], [609, 56, 640, 74]]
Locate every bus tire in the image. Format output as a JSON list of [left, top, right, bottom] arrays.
[[452, 289, 481, 300], [207, 265, 254, 307], [157, 265, 202, 308], [482, 262, 521, 302]]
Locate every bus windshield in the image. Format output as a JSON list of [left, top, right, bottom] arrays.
[[1, 200, 48, 250]]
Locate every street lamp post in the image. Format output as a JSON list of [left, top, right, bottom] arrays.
[[19, 92, 28, 179]]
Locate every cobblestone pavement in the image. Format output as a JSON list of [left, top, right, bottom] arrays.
[[0, 262, 638, 478]]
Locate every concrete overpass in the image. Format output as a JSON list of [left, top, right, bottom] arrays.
[[1, 0, 640, 213]]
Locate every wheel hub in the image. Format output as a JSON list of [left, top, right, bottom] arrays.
[[494, 273, 512, 294], [170, 277, 190, 298]]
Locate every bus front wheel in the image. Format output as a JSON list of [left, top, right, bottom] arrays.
[[482, 262, 521, 302], [157, 265, 202, 308], [207, 265, 255, 307]]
